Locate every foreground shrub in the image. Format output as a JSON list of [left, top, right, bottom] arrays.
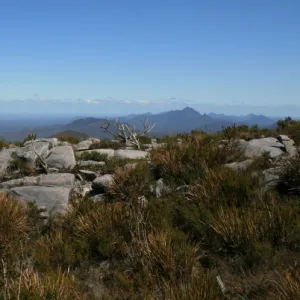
[[277, 157, 300, 195], [2, 269, 87, 300], [106, 163, 152, 201], [9, 152, 35, 176], [0, 194, 28, 255], [188, 167, 260, 209], [151, 136, 243, 185], [80, 151, 109, 162], [273, 267, 300, 299]]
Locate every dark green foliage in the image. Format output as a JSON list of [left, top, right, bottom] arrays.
[[277, 157, 300, 195], [79, 151, 109, 162]]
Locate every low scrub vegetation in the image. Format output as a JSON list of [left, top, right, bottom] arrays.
[[0, 120, 300, 299]]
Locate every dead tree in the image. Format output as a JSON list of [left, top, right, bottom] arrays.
[[100, 118, 155, 150]]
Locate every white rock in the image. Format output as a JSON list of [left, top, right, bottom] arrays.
[[46, 146, 76, 169], [114, 149, 148, 159]]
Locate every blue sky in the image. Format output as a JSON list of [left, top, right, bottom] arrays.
[[0, 0, 300, 116]]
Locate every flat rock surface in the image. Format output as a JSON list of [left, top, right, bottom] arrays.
[[0, 173, 75, 188], [114, 149, 148, 159], [46, 146, 76, 169], [10, 186, 71, 214], [78, 160, 106, 166]]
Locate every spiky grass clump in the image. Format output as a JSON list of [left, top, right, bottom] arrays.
[[3, 269, 87, 300], [273, 267, 300, 299], [0, 194, 28, 253], [151, 136, 244, 185], [106, 162, 152, 201], [188, 167, 260, 209], [277, 157, 300, 195]]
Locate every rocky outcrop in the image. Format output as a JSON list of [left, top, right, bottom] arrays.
[[46, 146, 76, 169], [0, 148, 16, 175], [10, 186, 71, 214], [277, 135, 299, 157], [240, 137, 285, 158]]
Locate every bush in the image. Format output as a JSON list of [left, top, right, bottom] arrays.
[[151, 136, 244, 185], [188, 167, 261, 209], [0, 138, 9, 150], [80, 151, 109, 162], [106, 163, 152, 201], [277, 157, 300, 195], [2, 269, 87, 300], [9, 152, 36, 176]]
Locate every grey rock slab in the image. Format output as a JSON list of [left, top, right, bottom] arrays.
[[46, 146, 76, 169], [240, 137, 285, 158], [224, 159, 254, 171], [114, 149, 148, 159], [76, 140, 93, 151], [92, 174, 114, 192], [263, 168, 281, 187], [24, 138, 58, 148], [10, 186, 71, 214], [77, 149, 115, 158], [0, 148, 16, 174], [277, 135, 298, 157], [0, 173, 75, 189]]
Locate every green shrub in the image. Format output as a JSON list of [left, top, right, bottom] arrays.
[[0, 138, 9, 150], [277, 157, 300, 195], [106, 162, 152, 201], [80, 151, 109, 162], [9, 152, 35, 176]]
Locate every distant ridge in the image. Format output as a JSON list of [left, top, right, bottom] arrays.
[[0, 107, 280, 141]]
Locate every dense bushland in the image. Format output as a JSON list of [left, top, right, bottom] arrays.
[[0, 120, 300, 299]]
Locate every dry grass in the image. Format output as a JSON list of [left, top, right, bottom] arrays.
[[4, 268, 87, 300], [106, 162, 152, 201], [272, 267, 300, 299], [0, 194, 28, 253]]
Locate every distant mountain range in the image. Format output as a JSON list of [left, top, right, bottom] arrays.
[[0, 107, 280, 141]]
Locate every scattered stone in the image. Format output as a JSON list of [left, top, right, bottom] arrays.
[[91, 194, 106, 202], [114, 149, 148, 159], [79, 170, 98, 181], [46, 146, 76, 169], [277, 135, 298, 157], [92, 174, 114, 192], [72, 181, 93, 198], [124, 163, 137, 170], [76, 140, 93, 151], [224, 159, 254, 171]]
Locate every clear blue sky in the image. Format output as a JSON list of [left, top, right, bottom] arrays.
[[0, 0, 300, 116]]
